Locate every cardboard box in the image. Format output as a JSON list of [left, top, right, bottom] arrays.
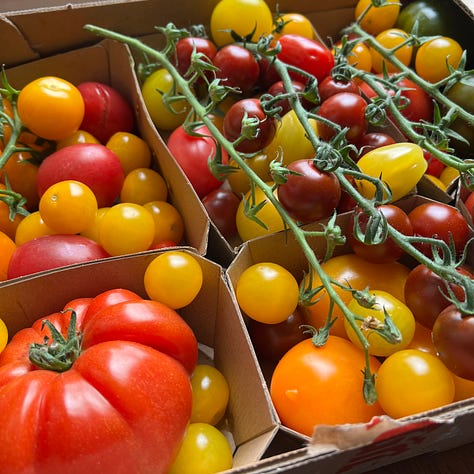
[[0, 248, 279, 470]]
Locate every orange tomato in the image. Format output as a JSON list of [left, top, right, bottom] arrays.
[[0, 229, 17, 281], [0, 183, 25, 240]]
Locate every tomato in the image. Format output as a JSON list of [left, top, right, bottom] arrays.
[[270, 336, 383, 435], [77, 81, 134, 143], [348, 204, 413, 263], [141, 68, 191, 131], [264, 109, 319, 166], [56, 129, 100, 149], [214, 44, 260, 94], [404, 263, 471, 329], [36, 143, 125, 208], [14, 211, 57, 245], [317, 92, 368, 143], [236, 262, 299, 324], [7, 234, 109, 279], [354, 0, 400, 35], [167, 124, 228, 199], [423, 150, 445, 177], [106, 132, 152, 175], [318, 76, 360, 103], [407, 201, 470, 258], [267, 79, 312, 116], [227, 153, 272, 195], [190, 364, 229, 425], [0, 230, 16, 281], [174, 37, 217, 78], [342, 40, 373, 74], [359, 74, 434, 124], [355, 142, 427, 202], [223, 98, 277, 154], [0, 318, 7, 353], [0, 293, 197, 473], [80, 207, 110, 243], [168, 423, 233, 474], [235, 184, 285, 241], [17, 76, 85, 141], [143, 251, 203, 309], [277, 34, 335, 84], [407, 321, 437, 355], [99, 203, 155, 256], [370, 28, 413, 74], [202, 187, 240, 239], [247, 307, 308, 363], [453, 374, 474, 402], [277, 159, 341, 224], [120, 168, 168, 205], [39, 180, 98, 234], [274, 13, 314, 40], [356, 132, 396, 158], [415, 36, 463, 83], [440, 166, 460, 186], [210, 0, 273, 46], [345, 289, 416, 357], [302, 253, 411, 338], [375, 349, 455, 418], [142, 200, 184, 246], [0, 183, 24, 240]]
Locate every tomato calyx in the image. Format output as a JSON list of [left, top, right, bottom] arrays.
[[29, 309, 82, 372]]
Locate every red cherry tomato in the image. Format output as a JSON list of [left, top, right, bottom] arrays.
[[174, 37, 217, 78], [267, 80, 312, 116], [318, 76, 360, 103], [356, 132, 396, 158], [202, 187, 240, 239]]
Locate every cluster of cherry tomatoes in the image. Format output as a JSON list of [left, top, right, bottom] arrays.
[[0, 76, 186, 281]]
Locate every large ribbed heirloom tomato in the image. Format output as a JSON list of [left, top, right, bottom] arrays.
[[0, 290, 198, 474]]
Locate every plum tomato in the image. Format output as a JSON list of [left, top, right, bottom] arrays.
[[277, 34, 335, 84], [36, 143, 125, 208], [270, 336, 383, 435], [174, 37, 217, 78], [167, 124, 228, 198], [214, 44, 260, 94], [317, 92, 368, 143], [77, 82, 134, 143], [407, 201, 470, 258], [318, 76, 360, 103], [356, 132, 396, 158], [223, 98, 276, 154], [276, 159, 341, 224], [202, 187, 240, 239], [348, 204, 413, 263]]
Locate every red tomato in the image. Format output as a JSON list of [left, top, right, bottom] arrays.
[[277, 34, 335, 83], [276, 159, 341, 224], [36, 143, 125, 208], [257, 56, 280, 89], [77, 82, 135, 144], [223, 98, 276, 154], [356, 132, 396, 157], [464, 191, 474, 222], [317, 92, 368, 143], [0, 293, 197, 473], [318, 76, 360, 103], [7, 234, 109, 279], [174, 37, 217, 78], [267, 80, 312, 115], [167, 124, 228, 198], [423, 150, 445, 178], [202, 187, 240, 239]]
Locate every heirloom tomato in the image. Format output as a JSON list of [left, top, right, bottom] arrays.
[[0, 292, 197, 473], [302, 253, 410, 338], [375, 349, 455, 419], [354, 0, 400, 35], [270, 336, 383, 436], [210, 0, 273, 46], [77, 81, 134, 143], [17, 76, 85, 141], [36, 143, 125, 208]]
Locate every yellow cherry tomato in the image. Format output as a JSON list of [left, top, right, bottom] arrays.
[[143, 200, 184, 246], [439, 166, 460, 186], [424, 174, 447, 192], [227, 153, 272, 196], [120, 167, 168, 205], [80, 207, 110, 243], [346, 41, 373, 73], [14, 211, 57, 246], [56, 130, 100, 149], [106, 132, 152, 175], [274, 12, 314, 39], [355, 0, 401, 35], [0, 318, 8, 352], [370, 28, 413, 73]]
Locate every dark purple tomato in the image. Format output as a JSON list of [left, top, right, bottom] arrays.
[[202, 187, 240, 239]]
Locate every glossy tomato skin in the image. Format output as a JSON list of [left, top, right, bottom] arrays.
[[174, 37, 217, 78], [36, 143, 125, 208], [433, 305, 474, 380], [277, 34, 335, 84], [404, 264, 471, 329], [202, 187, 240, 239], [356, 132, 396, 158], [7, 234, 109, 279], [277, 159, 341, 224], [167, 125, 228, 198], [77, 82, 135, 144], [0, 293, 197, 473], [223, 98, 276, 154], [318, 76, 360, 103], [267, 80, 312, 116]]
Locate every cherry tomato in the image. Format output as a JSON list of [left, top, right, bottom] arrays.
[[318, 76, 360, 103], [77, 81, 134, 143], [277, 159, 341, 224], [174, 37, 217, 78], [142, 200, 184, 246], [227, 153, 272, 196], [120, 168, 168, 205], [453, 374, 474, 402], [190, 364, 229, 425], [56, 129, 100, 149], [274, 12, 314, 40], [356, 132, 396, 158], [106, 132, 152, 175], [210, 0, 273, 46], [202, 187, 240, 239], [347, 204, 413, 263], [99, 203, 155, 256], [415, 36, 463, 83], [317, 92, 368, 143], [235, 262, 300, 324], [406, 321, 437, 355], [407, 201, 470, 258], [277, 34, 335, 84], [267, 80, 312, 116], [17, 76, 85, 141], [345, 289, 416, 357], [39, 180, 98, 234], [0, 317, 7, 352], [344, 41, 373, 73], [423, 150, 445, 177], [370, 28, 413, 74], [375, 349, 455, 418], [354, 0, 401, 35], [0, 230, 16, 281], [14, 211, 57, 246], [270, 336, 383, 435], [0, 184, 25, 240], [79, 207, 110, 244], [223, 98, 276, 154], [464, 191, 474, 222], [168, 423, 233, 474], [143, 251, 203, 309]]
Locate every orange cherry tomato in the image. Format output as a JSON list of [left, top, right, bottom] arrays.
[[0, 229, 17, 281]]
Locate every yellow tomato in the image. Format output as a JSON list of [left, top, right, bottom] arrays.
[[355, 0, 401, 35]]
